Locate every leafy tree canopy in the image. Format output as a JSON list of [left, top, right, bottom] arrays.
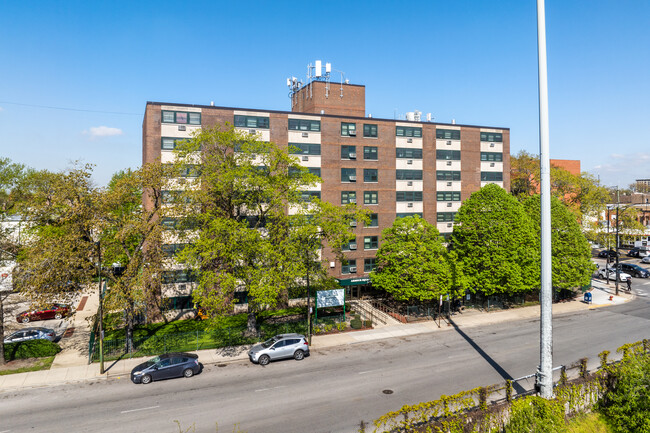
[[450, 184, 539, 296]]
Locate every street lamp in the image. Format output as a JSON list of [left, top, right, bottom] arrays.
[[90, 232, 105, 376]]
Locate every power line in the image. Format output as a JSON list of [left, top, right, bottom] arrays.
[[0, 101, 141, 116]]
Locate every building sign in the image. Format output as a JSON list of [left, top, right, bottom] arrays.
[[336, 277, 371, 286], [316, 289, 345, 308]]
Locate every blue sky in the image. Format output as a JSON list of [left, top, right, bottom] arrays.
[[1, 1, 649, 188]]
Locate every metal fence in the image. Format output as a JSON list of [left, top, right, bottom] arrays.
[[90, 322, 308, 363]]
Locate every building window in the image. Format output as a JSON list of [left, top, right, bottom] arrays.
[[161, 110, 201, 125], [396, 170, 423, 180], [162, 269, 197, 284], [396, 191, 423, 202], [341, 122, 357, 136], [437, 191, 461, 201], [341, 191, 357, 204], [234, 115, 270, 129], [301, 191, 321, 201], [342, 237, 356, 251], [436, 150, 461, 160], [480, 152, 503, 162], [364, 169, 378, 183], [341, 168, 357, 183], [161, 217, 179, 230], [177, 164, 200, 178], [342, 259, 357, 275], [396, 148, 423, 159], [364, 258, 377, 273], [364, 236, 378, 250], [396, 213, 423, 219], [161, 190, 181, 204], [481, 172, 504, 182], [363, 124, 378, 138], [161, 137, 189, 150], [289, 143, 321, 155], [367, 213, 378, 227], [436, 129, 460, 140], [364, 191, 378, 205], [363, 146, 378, 160], [480, 132, 503, 142], [341, 145, 357, 159], [162, 243, 188, 258], [288, 119, 321, 132], [308, 167, 321, 178], [437, 212, 456, 222], [436, 171, 461, 181], [396, 126, 422, 137]]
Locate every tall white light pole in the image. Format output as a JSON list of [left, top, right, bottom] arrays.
[[537, 0, 553, 398]]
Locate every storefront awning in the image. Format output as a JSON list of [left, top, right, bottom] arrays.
[[336, 277, 371, 286]]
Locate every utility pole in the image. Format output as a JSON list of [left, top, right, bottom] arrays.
[[615, 193, 620, 296], [97, 241, 105, 375], [536, 0, 553, 399]]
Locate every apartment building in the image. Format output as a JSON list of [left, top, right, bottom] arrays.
[[143, 80, 510, 301]]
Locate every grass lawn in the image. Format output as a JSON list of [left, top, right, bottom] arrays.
[[0, 356, 56, 376], [567, 412, 613, 433]]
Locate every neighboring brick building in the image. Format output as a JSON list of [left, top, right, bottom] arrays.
[[143, 80, 510, 299]]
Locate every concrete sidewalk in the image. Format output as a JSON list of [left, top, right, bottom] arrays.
[[0, 280, 633, 391]]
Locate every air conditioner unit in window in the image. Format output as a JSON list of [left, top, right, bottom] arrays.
[[407, 181, 413, 186], [302, 156, 309, 161], [349, 175, 357, 182], [490, 143, 495, 147], [447, 182, 452, 186], [407, 138, 413, 143], [178, 125, 186, 131], [490, 162, 495, 167], [446, 161, 452, 166], [179, 284, 186, 291], [349, 198, 356, 204], [330, 261, 335, 268], [407, 202, 413, 208], [349, 220, 357, 227], [302, 132, 309, 138], [349, 131, 356, 136], [407, 159, 413, 165], [349, 266, 357, 273], [447, 223, 453, 228], [447, 202, 453, 207], [446, 140, 452, 145], [349, 243, 357, 250], [348, 152, 357, 159]]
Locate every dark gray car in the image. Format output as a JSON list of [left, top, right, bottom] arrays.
[[130, 352, 200, 384], [3, 327, 56, 344], [248, 333, 310, 366]]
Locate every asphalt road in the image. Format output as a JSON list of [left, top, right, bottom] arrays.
[[1, 297, 649, 433]]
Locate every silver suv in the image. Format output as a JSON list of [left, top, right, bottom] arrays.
[[248, 333, 309, 366]]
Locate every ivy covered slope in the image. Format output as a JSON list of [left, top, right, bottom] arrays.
[[371, 215, 454, 302], [524, 195, 595, 290], [450, 184, 539, 296]]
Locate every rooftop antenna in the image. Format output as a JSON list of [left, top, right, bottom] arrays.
[[288, 60, 333, 103]]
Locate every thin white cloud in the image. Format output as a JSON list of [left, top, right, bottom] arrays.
[[590, 152, 650, 187], [0, 106, 4, 111], [83, 126, 123, 138]]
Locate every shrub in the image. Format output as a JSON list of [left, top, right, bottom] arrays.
[[350, 319, 362, 329], [3, 339, 62, 361], [336, 322, 347, 332], [324, 324, 334, 333], [504, 396, 567, 433], [598, 352, 650, 433], [363, 320, 372, 328]]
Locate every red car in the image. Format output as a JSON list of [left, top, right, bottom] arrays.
[[16, 304, 71, 323]]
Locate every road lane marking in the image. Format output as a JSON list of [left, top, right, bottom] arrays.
[[255, 386, 286, 392], [358, 369, 382, 375], [0, 430, 11, 433], [120, 405, 160, 414]]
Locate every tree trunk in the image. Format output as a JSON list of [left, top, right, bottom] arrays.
[[246, 304, 258, 337], [125, 301, 135, 353], [0, 294, 6, 365]]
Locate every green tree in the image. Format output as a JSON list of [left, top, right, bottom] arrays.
[[524, 195, 595, 290], [505, 395, 568, 433], [371, 215, 454, 302], [173, 125, 361, 334], [0, 158, 29, 364], [450, 184, 539, 296], [599, 350, 650, 433]]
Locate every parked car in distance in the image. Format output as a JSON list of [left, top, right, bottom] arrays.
[[248, 333, 310, 366], [627, 247, 650, 258], [598, 267, 631, 281], [598, 249, 620, 258], [618, 263, 650, 278], [642, 256, 650, 264], [3, 327, 56, 344], [16, 304, 71, 323], [130, 352, 200, 384]]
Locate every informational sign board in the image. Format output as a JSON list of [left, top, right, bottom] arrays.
[[316, 289, 345, 308]]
